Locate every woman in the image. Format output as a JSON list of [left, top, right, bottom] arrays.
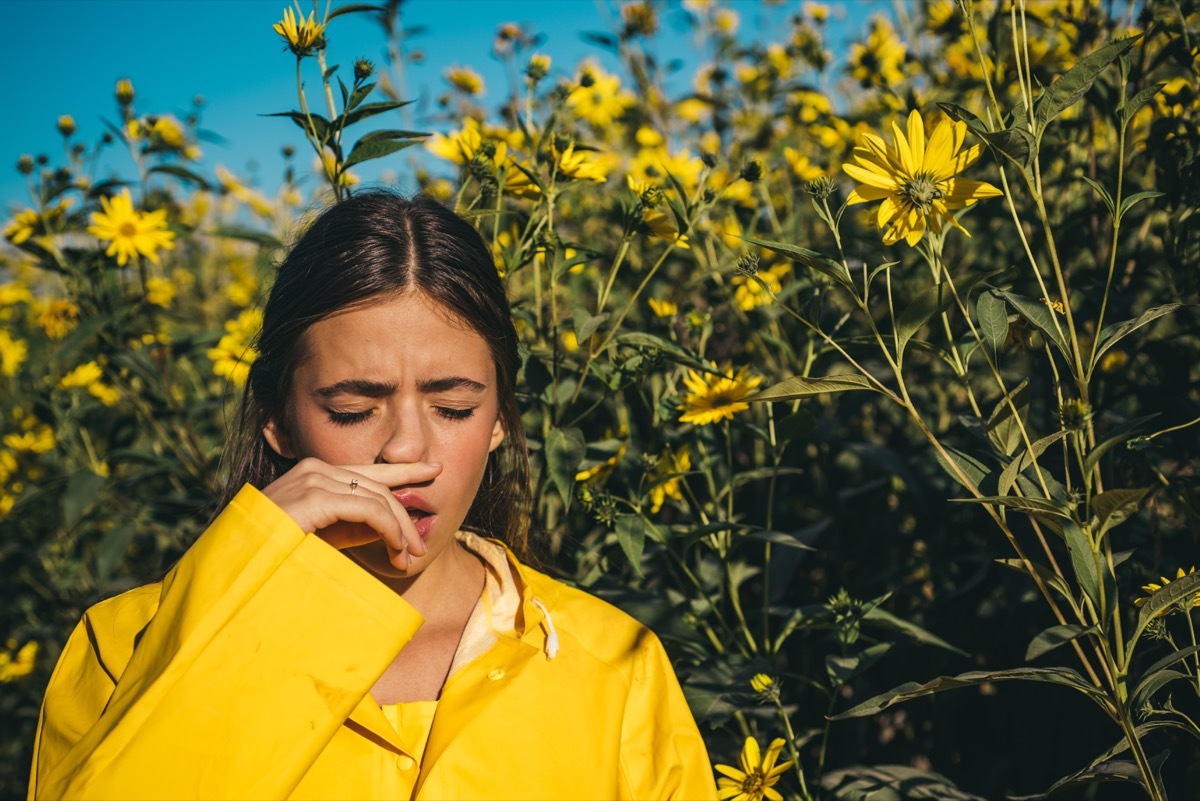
[[29, 193, 717, 800]]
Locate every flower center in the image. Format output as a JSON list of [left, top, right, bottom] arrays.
[[901, 172, 943, 212], [118, 221, 139, 238], [743, 771, 765, 795]]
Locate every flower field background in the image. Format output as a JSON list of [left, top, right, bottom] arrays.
[[3, 0, 1200, 798]]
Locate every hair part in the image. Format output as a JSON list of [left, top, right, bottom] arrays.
[[218, 191, 531, 558]]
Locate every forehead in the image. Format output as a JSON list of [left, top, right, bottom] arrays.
[[295, 292, 495, 384]]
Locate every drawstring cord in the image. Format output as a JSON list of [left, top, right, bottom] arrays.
[[530, 598, 559, 660]]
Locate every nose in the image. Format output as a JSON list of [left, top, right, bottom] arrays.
[[377, 403, 431, 465]]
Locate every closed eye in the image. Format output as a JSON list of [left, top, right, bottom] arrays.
[[436, 406, 475, 421], [327, 409, 373, 426]]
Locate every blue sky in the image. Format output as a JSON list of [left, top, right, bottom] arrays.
[[1, 0, 886, 211]]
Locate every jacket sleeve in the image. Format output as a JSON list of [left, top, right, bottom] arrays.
[[619, 629, 719, 801], [29, 484, 423, 801]]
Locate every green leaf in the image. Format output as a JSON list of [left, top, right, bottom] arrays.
[[1033, 37, 1139, 130], [1133, 645, 1200, 709], [822, 765, 987, 801], [263, 110, 331, 143], [976, 290, 1008, 358], [1026, 624, 1095, 661], [354, 128, 431, 143], [1092, 487, 1151, 538], [995, 558, 1074, 604], [935, 446, 990, 493], [977, 126, 1036, 171], [826, 642, 892, 686], [1008, 751, 1168, 801], [212, 226, 283, 249], [952, 495, 1071, 519], [572, 306, 610, 344], [96, 522, 136, 582], [1063, 520, 1102, 616], [62, 469, 106, 530], [831, 666, 1105, 720], [747, 374, 879, 402], [997, 290, 1070, 360], [1117, 190, 1164, 222], [895, 282, 954, 359], [614, 515, 649, 574], [342, 137, 421, 169], [998, 430, 1067, 496], [738, 234, 853, 289], [1080, 175, 1116, 217], [1093, 303, 1181, 366], [986, 378, 1030, 457], [1120, 82, 1166, 128], [341, 100, 410, 128], [863, 607, 968, 656], [1083, 413, 1159, 475], [147, 164, 211, 190], [326, 3, 386, 20], [613, 332, 707, 370], [1131, 570, 1200, 650], [544, 427, 585, 508], [346, 81, 376, 112]]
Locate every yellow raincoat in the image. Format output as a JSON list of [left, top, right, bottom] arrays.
[[29, 486, 718, 800]]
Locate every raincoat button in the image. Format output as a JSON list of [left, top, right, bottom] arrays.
[[396, 755, 415, 771], [487, 668, 505, 681]]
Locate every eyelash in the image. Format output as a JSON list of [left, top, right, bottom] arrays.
[[325, 407, 476, 426]]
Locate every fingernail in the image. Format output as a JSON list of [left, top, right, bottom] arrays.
[[426, 461, 443, 468]]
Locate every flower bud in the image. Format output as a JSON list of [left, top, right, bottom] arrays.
[[354, 58, 375, 82], [17, 155, 34, 175], [116, 78, 135, 106], [739, 158, 765, 183], [57, 115, 76, 137], [803, 175, 834, 198], [525, 53, 551, 83]]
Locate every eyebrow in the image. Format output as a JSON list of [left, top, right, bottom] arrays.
[[313, 376, 486, 398]]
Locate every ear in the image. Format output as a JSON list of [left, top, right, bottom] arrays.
[[488, 416, 506, 453], [262, 418, 296, 459]]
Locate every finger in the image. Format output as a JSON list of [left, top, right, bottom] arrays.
[[333, 470, 429, 558], [346, 461, 443, 488]]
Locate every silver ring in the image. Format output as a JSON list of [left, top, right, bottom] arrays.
[[349, 478, 359, 494]]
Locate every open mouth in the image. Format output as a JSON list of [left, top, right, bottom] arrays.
[[405, 507, 430, 521]]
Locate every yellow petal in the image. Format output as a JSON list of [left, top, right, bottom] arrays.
[[843, 162, 899, 190], [906, 110, 926, 169], [891, 118, 916, 176]]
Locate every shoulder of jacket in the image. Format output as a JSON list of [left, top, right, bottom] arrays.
[[514, 562, 665, 670], [79, 581, 163, 676]]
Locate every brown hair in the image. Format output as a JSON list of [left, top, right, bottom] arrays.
[[218, 191, 531, 557]]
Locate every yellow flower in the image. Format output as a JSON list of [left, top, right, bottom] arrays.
[[115, 78, 135, 105], [713, 8, 740, 35], [145, 277, 177, 308], [732, 263, 790, 311], [3, 425, 55, 454], [1135, 567, 1200, 612], [0, 450, 17, 484], [1099, 350, 1128, 373], [843, 110, 1002, 247], [0, 493, 12, 519], [567, 64, 636, 128], [554, 142, 611, 183], [715, 736, 794, 801], [150, 115, 186, 149], [0, 282, 34, 307], [561, 330, 581, 353], [57, 115, 76, 137], [750, 673, 777, 694], [273, 4, 325, 57], [88, 189, 176, 266], [0, 330, 27, 377], [0, 641, 38, 682], [37, 298, 79, 339], [59, 361, 105, 389], [208, 309, 262, 388], [575, 434, 627, 485], [59, 361, 121, 407], [641, 209, 690, 249], [648, 444, 690, 513], [678, 365, 762, 426], [848, 17, 907, 88], [783, 147, 824, 182], [445, 66, 484, 96], [216, 166, 275, 218], [648, 297, 678, 317], [425, 118, 490, 166], [4, 198, 73, 245]]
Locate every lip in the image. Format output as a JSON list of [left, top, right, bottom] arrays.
[[392, 489, 436, 541]]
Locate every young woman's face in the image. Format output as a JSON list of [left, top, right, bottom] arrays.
[[269, 290, 504, 578]]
